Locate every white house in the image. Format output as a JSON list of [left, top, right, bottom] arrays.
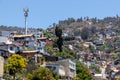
[[0, 37, 17, 57], [58, 59, 76, 79], [46, 62, 65, 77]]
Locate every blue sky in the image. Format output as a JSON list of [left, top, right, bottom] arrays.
[[0, 0, 120, 29]]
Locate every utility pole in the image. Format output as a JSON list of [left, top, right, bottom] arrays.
[[23, 8, 29, 35]]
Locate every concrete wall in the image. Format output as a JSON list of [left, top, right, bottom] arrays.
[[0, 56, 4, 78]]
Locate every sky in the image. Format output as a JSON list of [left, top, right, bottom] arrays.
[[0, 0, 120, 29]]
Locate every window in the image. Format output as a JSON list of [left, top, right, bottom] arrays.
[[10, 47, 13, 50]]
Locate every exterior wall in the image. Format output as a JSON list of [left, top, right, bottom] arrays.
[[21, 53, 35, 57], [58, 59, 76, 79], [8, 46, 18, 53], [0, 31, 10, 37], [39, 41, 45, 53], [69, 60, 76, 78], [34, 32, 43, 39], [58, 66, 65, 76], [0, 44, 20, 54], [34, 54, 43, 63], [46, 64, 65, 76], [0, 51, 9, 58], [0, 45, 15, 57], [28, 41, 34, 47], [35, 56, 46, 67], [0, 46, 8, 50], [40, 41, 46, 47], [0, 56, 4, 78], [0, 37, 12, 44]]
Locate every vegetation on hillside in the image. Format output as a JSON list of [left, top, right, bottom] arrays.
[[74, 62, 94, 80], [3, 15, 120, 80], [26, 67, 57, 80], [47, 15, 120, 40]]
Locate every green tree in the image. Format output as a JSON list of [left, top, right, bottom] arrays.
[[89, 45, 95, 53], [55, 26, 63, 52], [53, 38, 58, 47], [77, 17, 83, 22], [43, 30, 51, 38], [57, 37, 63, 52], [55, 26, 62, 38], [75, 62, 94, 80], [29, 67, 56, 80], [81, 27, 89, 40], [4, 54, 27, 80], [74, 77, 80, 80], [45, 45, 54, 55], [89, 64, 101, 73], [90, 26, 96, 34]]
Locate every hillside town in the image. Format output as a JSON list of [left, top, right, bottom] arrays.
[[1, 0, 120, 80], [0, 4, 120, 80], [0, 30, 77, 80], [0, 17, 120, 80]]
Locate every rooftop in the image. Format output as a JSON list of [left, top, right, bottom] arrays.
[[12, 34, 33, 38]]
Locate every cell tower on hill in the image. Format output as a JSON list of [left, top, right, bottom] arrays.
[[23, 8, 29, 35]]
